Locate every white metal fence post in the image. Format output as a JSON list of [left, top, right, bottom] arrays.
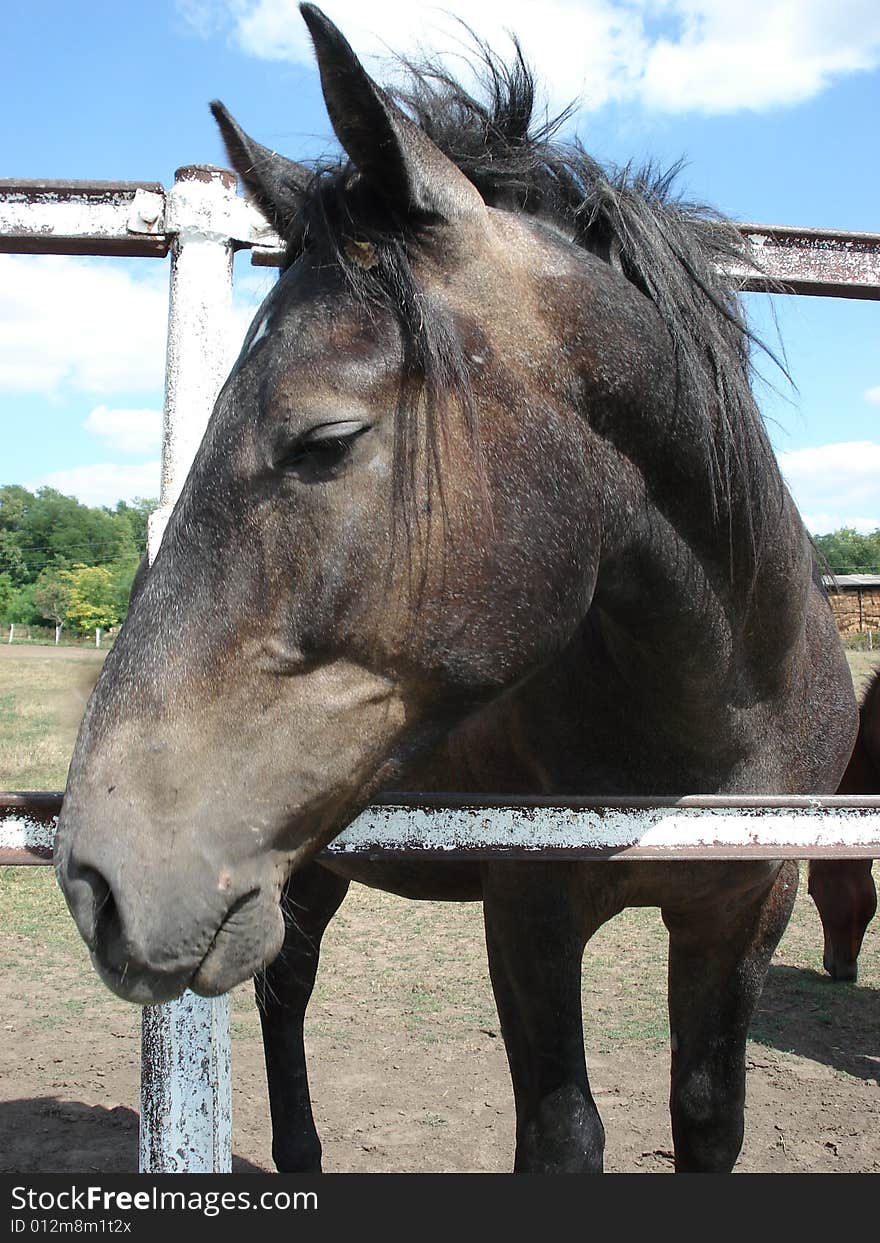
[[147, 163, 238, 551], [140, 164, 239, 1175], [140, 992, 232, 1174]]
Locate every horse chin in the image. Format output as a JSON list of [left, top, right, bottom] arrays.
[[89, 955, 194, 1007], [88, 890, 286, 1006], [189, 892, 286, 998]]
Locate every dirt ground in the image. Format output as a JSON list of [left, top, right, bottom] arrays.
[[1, 870, 878, 1176]]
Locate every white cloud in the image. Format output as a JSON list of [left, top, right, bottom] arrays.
[[0, 250, 262, 416], [180, 0, 880, 116], [0, 255, 168, 397], [865, 386, 880, 405], [83, 405, 163, 455], [777, 441, 880, 534], [31, 462, 162, 509], [639, 0, 880, 113], [802, 512, 880, 536], [229, 1, 645, 113]]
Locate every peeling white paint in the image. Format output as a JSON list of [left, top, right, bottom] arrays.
[[5, 800, 879, 859], [157, 171, 237, 517], [0, 815, 55, 853], [330, 803, 880, 856], [723, 224, 880, 298], [128, 188, 164, 235], [0, 188, 165, 244], [139, 992, 232, 1174], [140, 168, 240, 1175]]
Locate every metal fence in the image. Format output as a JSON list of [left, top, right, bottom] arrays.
[[1, 171, 879, 1174]]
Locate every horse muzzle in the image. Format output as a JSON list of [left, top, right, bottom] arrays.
[[55, 811, 287, 1005]]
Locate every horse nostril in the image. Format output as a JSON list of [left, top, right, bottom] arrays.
[[93, 880, 125, 964], [60, 860, 116, 953]]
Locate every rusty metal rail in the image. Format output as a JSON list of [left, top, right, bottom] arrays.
[[728, 223, 880, 300], [0, 175, 276, 261], [2, 179, 878, 299], [0, 180, 169, 258], [4, 791, 880, 866], [252, 217, 880, 301], [0, 792, 58, 863]]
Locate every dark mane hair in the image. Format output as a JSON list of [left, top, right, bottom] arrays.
[[282, 36, 783, 567]]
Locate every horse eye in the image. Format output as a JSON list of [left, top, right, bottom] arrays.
[[278, 421, 370, 475]]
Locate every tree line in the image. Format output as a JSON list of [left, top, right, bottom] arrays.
[[1, 483, 878, 641], [0, 485, 156, 640], [812, 528, 880, 576]]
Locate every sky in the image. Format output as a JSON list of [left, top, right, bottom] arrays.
[[1, 0, 878, 534]]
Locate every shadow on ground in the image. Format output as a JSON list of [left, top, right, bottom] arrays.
[[0, 1097, 264, 1174], [750, 964, 880, 1082]]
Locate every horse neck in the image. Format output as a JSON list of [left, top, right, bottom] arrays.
[[406, 265, 838, 798], [603, 450, 811, 682], [420, 461, 818, 799]]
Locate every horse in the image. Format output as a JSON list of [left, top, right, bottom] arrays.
[[808, 667, 879, 981], [53, 4, 858, 1174]]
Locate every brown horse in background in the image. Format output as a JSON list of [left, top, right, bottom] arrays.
[[809, 667, 879, 981]]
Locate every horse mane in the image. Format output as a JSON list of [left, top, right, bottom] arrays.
[[283, 35, 784, 565]]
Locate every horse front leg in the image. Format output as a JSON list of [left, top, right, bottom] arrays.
[[663, 860, 798, 1173], [807, 859, 877, 982], [254, 861, 350, 1173], [482, 861, 604, 1173]]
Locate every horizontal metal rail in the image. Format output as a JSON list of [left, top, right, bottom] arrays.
[[0, 174, 275, 259], [251, 219, 880, 301], [2, 179, 878, 300], [0, 179, 169, 257], [728, 223, 880, 300], [4, 791, 879, 866], [0, 792, 57, 863]]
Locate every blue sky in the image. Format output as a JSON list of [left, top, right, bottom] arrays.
[[1, 0, 878, 533]]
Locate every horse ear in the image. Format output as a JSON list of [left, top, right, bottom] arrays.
[[210, 100, 312, 237], [299, 3, 486, 225]]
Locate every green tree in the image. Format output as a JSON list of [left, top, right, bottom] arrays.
[[108, 549, 144, 623], [0, 484, 32, 535], [0, 528, 29, 585], [0, 572, 15, 623], [111, 497, 156, 554], [33, 561, 74, 644], [813, 527, 880, 575], [65, 564, 120, 635], [0, 485, 141, 582], [0, 576, 40, 629], [30, 487, 131, 571], [2, 582, 39, 626], [0, 485, 158, 640]]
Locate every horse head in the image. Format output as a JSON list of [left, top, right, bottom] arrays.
[[54, 5, 625, 1003]]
